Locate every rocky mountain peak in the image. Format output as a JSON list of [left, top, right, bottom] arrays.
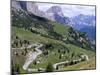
[[12, 1, 45, 17], [26, 2, 38, 14], [46, 6, 62, 14]]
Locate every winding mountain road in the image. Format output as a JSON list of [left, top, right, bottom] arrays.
[[53, 54, 89, 69], [12, 43, 89, 72], [22, 44, 43, 71]]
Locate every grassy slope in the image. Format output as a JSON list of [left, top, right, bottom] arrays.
[[12, 26, 95, 73], [52, 22, 70, 35], [12, 26, 70, 45], [28, 44, 95, 70], [12, 27, 95, 57], [66, 44, 95, 58], [60, 57, 96, 71]]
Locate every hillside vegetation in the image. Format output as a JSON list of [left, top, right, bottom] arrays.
[[11, 7, 96, 74]]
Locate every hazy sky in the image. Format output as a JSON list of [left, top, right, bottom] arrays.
[[36, 3, 95, 17]]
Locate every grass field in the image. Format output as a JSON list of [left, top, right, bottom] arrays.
[[12, 26, 95, 73], [60, 57, 96, 71]]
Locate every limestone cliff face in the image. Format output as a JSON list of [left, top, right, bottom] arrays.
[[46, 6, 68, 25], [26, 2, 45, 17], [11, 0, 22, 10], [11, 1, 65, 22], [11, 0, 45, 17]]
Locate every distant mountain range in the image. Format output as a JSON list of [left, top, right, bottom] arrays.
[[45, 6, 96, 42], [70, 14, 96, 41], [70, 14, 96, 29], [45, 6, 96, 41], [11, 0, 96, 41]]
